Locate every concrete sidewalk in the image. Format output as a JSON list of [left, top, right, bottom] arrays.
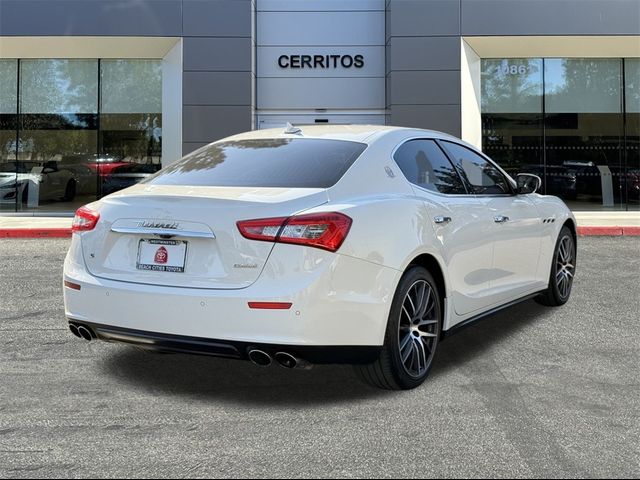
[[1, 211, 639, 237]]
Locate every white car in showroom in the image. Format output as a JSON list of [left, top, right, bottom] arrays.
[[63, 125, 576, 390], [0, 161, 79, 205]]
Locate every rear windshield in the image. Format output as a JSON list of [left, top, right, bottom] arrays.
[[145, 138, 367, 188]]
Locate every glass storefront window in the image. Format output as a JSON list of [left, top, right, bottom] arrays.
[[0, 60, 18, 212], [481, 59, 543, 180], [19, 59, 99, 211], [99, 60, 162, 196], [482, 58, 637, 211], [544, 59, 623, 210], [625, 59, 640, 209], [0, 58, 162, 213]]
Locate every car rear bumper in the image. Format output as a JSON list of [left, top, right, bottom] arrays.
[[67, 320, 382, 365], [64, 236, 401, 349]]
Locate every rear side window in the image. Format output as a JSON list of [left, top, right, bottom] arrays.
[[393, 139, 467, 194], [145, 138, 367, 188]]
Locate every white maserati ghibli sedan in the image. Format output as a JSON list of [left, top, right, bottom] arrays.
[[63, 125, 576, 390]]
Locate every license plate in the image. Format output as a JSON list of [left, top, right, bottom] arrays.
[[137, 239, 187, 273]]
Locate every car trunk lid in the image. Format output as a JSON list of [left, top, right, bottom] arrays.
[[80, 184, 328, 289]]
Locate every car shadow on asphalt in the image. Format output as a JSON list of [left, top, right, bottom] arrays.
[[430, 299, 549, 381], [99, 300, 549, 406]]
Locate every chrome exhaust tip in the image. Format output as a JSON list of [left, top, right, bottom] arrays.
[[77, 325, 94, 342], [274, 352, 312, 370], [247, 349, 272, 367], [69, 324, 82, 339]]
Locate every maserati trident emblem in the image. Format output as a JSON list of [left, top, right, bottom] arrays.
[[385, 166, 396, 178], [154, 247, 168, 264]]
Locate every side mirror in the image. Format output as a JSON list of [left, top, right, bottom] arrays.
[[516, 173, 542, 194]]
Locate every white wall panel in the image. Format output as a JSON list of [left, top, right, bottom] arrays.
[[257, 114, 386, 130], [255, 2, 385, 123], [258, 78, 385, 109], [257, 11, 385, 46], [257, 0, 385, 12]]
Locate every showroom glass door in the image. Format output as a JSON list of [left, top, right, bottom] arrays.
[[626, 59, 640, 209]]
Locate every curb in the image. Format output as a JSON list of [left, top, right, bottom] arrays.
[[0, 228, 72, 238], [1, 226, 639, 238], [577, 226, 640, 236]]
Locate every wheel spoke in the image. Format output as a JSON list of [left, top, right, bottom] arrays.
[[419, 331, 437, 338], [397, 279, 440, 378], [421, 337, 433, 356], [417, 286, 431, 319], [400, 334, 413, 363], [559, 274, 568, 297], [415, 283, 426, 317], [554, 235, 575, 300], [410, 341, 419, 371], [416, 319, 437, 327], [401, 305, 412, 324], [562, 238, 571, 262], [414, 338, 427, 374], [400, 332, 412, 350], [405, 293, 416, 317], [423, 301, 436, 319]]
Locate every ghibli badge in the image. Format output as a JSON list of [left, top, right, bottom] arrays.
[[137, 221, 180, 230]]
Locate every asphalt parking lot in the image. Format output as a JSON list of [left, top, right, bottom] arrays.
[[0, 237, 638, 478]]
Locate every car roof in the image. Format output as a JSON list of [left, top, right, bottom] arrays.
[[222, 124, 459, 145]]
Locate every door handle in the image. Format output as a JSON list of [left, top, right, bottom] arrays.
[[434, 215, 452, 225], [494, 215, 510, 223]]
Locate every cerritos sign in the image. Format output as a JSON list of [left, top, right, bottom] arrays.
[[278, 54, 365, 69]]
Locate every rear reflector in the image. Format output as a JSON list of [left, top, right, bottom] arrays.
[[237, 212, 352, 252], [248, 302, 292, 310], [64, 280, 81, 291], [72, 206, 100, 233]]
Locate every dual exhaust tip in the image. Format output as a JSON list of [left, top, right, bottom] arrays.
[[69, 323, 95, 342], [248, 349, 311, 370], [68, 324, 308, 370]]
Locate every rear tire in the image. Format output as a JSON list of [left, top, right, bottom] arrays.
[[535, 226, 576, 307], [62, 180, 76, 202], [354, 266, 442, 390]]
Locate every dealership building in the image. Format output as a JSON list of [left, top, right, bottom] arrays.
[[0, 0, 638, 214]]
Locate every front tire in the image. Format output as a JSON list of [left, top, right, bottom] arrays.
[[536, 226, 576, 306], [355, 266, 441, 390]]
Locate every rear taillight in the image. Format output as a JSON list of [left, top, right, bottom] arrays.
[[237, 212, 352, 252], [72, 206, 100, 233]]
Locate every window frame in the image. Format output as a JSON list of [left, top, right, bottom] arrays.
[[437, 139, 517, 197], [391, 137, 471, 196]]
